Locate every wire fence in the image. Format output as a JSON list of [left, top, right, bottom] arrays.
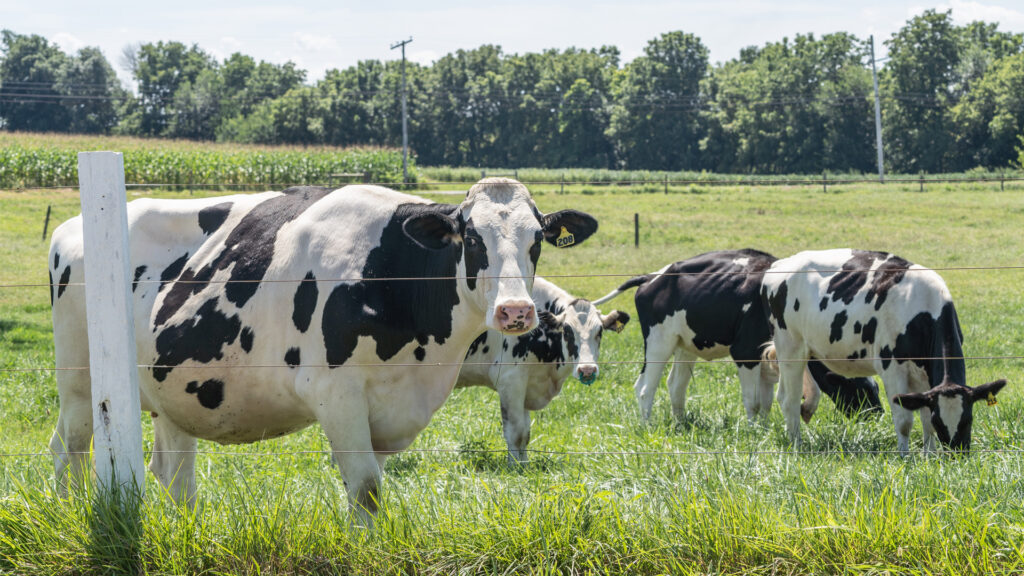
[[3, 174, 1024, 194]]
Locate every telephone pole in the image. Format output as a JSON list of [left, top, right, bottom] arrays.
[[870, 35, 885, 183], [390, 37, 413, 184]]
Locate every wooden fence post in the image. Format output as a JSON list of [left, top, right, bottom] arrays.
[[77, 151, 145, 500], [41, 205, 52, 242], [634, 213, 639, 248]]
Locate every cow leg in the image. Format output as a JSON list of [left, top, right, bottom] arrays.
[[919, 407, 937, 452], [774, 335, 809, 449], [800, 369, 822, 423], [497, 375, 531, 464], [148, 414, 197, 506], [666, 349, 695, 422], [737, 363, 765, 421], [882, 372, 915, 454], [312, 386, 381, 526], [635, 335, 677, 421], [49, 387, 93, 496], [757, 362, 778, 418]]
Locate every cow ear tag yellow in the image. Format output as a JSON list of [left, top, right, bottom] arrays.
[[556, 226, 575, 248], [987, 391, 998, 406]]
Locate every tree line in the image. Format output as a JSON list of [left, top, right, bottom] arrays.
[[1, 10, 1022, 174]]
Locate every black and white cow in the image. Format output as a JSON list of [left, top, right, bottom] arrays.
[[48, 179, 597, 519], [593, 249, 882, 422], [455, 277, 629, 463], [761, 249, 1007, 452]]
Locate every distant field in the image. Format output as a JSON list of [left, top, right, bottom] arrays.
[[1, 181, 1023, 575], [0, 132, 410, 189]]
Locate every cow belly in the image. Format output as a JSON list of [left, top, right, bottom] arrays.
[[142, 371, 316, 444]]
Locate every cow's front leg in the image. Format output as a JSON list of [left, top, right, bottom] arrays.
[[149, 413, 197, 507], [309, 380, 381, 526], [497, 375, 531, 464], [919, 407, 937, 452], [635, 336, 677, 421]]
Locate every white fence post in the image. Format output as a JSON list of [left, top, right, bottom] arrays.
[[77, 151, 145, 498]]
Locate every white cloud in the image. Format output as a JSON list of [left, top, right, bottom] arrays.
[[295, 33, 339, 53], [409, 49, 438, 65], [947, 0, 1024, 29], [52, 32, 84, 53]]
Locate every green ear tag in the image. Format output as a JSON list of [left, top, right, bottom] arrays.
[[556, 226, 575, 248], [987, 392, 998, 406]]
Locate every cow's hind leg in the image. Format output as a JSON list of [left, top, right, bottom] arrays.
[[773, 334, 809, 449], [666, 349, 695, 422], [149, 414, 197, 507], [50, 387, 93, 496], [497, 374, 531, 464], [635, 332, 678, 421]]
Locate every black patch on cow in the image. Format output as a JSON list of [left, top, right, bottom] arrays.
[[240, 326, 254, 353], [463, 222, 488, 291], [860, 348, 867, 358], [57, 265, 71, 299], [562, 325, 579, 361], [528, 231, 543, 270], [198, 202, 233, 235], [156, 187, 332, 328], [132, 265, 147, 293], [887, 301, 965, 389], [185, 379, 224, 409], [322, 202, 463, 366], [502, 340, 508, 351], [847, 351, 860, 360], [543, 299, 566, 315], [284, 347, 301, 367], [153, 298, 241, 382], [512, 323, 566, 367], [467, 332, 488, 357], [766, 280, 788, 331], [864, 255, 911, 310], [414, 346, 426, 361], [807, 361, 883, 417], [48, 271, 54, 307], [861, 317, 878, 344], [482, 345, 489, 354], [827, 250, 877, 305], [292, 271, 318, 333], [819, 297, 828, 311], [853, 321, 862, 334], [53, 252, 60, 270], [158, 254, 189, 296], [829, 311, 848, 343], [793, 298, 800, 311]]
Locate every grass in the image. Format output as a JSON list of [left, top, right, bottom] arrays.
[[1, 179, 1023, 574]]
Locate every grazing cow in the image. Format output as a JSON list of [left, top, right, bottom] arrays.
[[761, 249, 1007, 452], [593, 249, 882, 422], [455, 277, 629, 463], [48, 179, 598, 520]]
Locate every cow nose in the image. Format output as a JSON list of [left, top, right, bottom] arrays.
[[495, 300, 536, 334], [577, 364, 598, 385]]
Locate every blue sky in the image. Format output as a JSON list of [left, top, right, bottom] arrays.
[[4, 0, 1024, 84]]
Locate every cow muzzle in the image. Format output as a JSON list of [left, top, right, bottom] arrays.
[[576, 364, 599, 386], [494, 300, 536, 334]]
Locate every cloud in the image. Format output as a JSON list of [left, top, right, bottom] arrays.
[[947, 0, 1024, 29], [409, 49, 438, 65], [295, 33, 340, 52], [52, 32, 84, 53]]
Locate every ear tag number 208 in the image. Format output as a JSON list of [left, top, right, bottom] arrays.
[[556, 226, 575, 248]]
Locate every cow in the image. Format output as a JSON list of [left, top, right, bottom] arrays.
[[760, 249, 1007, 453], [455, 277, 629, 463], [48, 178, 598, 521], [593, 249, 883, 423]]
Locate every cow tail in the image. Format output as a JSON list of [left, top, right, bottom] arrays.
[[592, 274, 652, 305], [760, 342, 778, 372]]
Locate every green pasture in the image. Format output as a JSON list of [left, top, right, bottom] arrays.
[[1, 180, 1023, 575]]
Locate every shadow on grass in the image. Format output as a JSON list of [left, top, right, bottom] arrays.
[[0, 318, 52, 352]]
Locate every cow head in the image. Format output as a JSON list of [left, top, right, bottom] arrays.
[[893, 379, 1007, 452], [823, 373, 885, 419], [538, 300, 629, 384], [403, 178, 597, 335]]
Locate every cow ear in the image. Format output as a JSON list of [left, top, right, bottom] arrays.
[[403, 212, 459, 250], [968, 379, 1007, 405], [602, 310, 630, 333], [538, 310, 562, 329], [542, 210, 598, 248], [892, 392, 932, 411]]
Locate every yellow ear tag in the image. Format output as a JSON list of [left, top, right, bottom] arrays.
[[556, 226, 575, 248], [987, 392, 998, 406], [613, 321, 624, 332]]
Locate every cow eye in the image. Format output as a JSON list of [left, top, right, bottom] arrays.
[[465, 236, 478, 247]]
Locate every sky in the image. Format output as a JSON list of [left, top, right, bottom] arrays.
[[4, 0, 1024, 85]]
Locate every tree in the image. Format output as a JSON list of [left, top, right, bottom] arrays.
[[607, 31, 709, 170], [0, 30, 71, 131], [59, 46, 127, 133], [952, 52, 1024, 168], [126, 41, 216, 136]]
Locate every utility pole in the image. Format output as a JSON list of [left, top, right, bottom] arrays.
[[870, 35, 885, 183], [390, 37, 413, 185]]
